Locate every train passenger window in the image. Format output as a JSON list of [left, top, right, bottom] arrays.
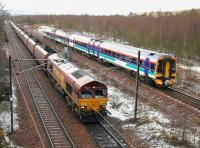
[[110, 52, 113, 56], [112, 52, 116, 57], [121, 55, 126, 61], [131, 58, 136, 64], [124, 57, 129, 62], [139, 61, 143, 66], [81, 90, 93, 98], [157, 60, 163, 73], [116, 54, 120, 59]]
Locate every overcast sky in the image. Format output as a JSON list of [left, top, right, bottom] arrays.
[[2, 0, 200, 15]]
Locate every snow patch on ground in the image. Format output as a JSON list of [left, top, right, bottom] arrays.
[[107, 86, 135, 121], [179, 64, 200, 73], [0, 85, 18, 132], [106, 84, 199, 147], [37, 25, 53, 33]]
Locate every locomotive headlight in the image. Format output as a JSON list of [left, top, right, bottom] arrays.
[[100, 102, 107, 108], [81, 103, 87, 109], [101, 104, 106, 108], [100, 102, 106, 105]]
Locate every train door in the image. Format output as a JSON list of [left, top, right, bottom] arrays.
[[165, 61, 170, 78], [97, 46, 100, 58], [96, 43, 101, 58], [87, 42, 90, 54], [144, 58, 150, 76]]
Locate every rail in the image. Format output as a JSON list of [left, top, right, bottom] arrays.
[[85, 116, 128, 148], [164, 88, 200, 110]]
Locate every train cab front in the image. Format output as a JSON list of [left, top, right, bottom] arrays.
[[155, 56, 176, 87], [78, 81, 108, 120]]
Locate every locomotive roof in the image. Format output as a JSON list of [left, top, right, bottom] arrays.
[[48, 53, 104, 90]]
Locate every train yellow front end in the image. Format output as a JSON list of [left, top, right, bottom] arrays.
[[77, 81, 108, 118], [79, 98, 108, 115], [155, 56, 176, 87]]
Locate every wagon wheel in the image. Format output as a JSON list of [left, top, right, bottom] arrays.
[[66, 96, 71, 108]]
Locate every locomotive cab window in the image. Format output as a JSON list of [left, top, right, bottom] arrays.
[[172, 60, 176, 73], [157, 60, 163, 74], [95, 89, 106, 98], [81, 90, 93, 98]]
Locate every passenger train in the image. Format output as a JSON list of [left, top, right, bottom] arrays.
[[43, 29, 176, 87], [10, 21, 109, 120]]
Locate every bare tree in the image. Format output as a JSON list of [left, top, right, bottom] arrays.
[[15, 9, 200, 58]]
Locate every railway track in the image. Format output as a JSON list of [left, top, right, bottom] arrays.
[[162, 88, 200, 110], [7, 24, 76, 148], [86, 117, 128, 148]]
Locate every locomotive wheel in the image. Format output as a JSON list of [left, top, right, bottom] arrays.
[[74, 106, 82, 119], [78, 110, 82, 120], [46, 72, 50, 77], [71, 103, 75, 112]]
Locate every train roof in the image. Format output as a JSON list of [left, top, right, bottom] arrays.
[[69, 34, 91, 42], [48, 53, 105, 90], [38, 26, 69, 38], [41, 26, 174, 62], [69, 34, 171, 62], [100, 41, 168, 62]]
